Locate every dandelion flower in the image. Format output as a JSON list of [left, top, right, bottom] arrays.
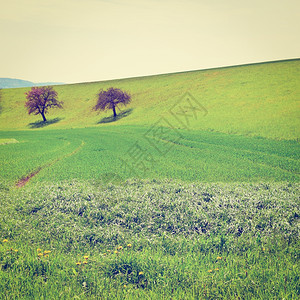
[[217, 256, 222, 260], [37, 248, 42, 252], [114, 250, 119, 254], [38, 253, 43, 257], [208, 270, 213, 273], [44, 250, 51, 254], [83, 256, 89, 260], [44, 255, 49, 258], [14, 249, 18, 252], [262, 248, 265, 251], [123, 285, 127, 288], [2, 239, 8, 243]]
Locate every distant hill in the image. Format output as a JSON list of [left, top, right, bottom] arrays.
[[0, 78, 63, 89]]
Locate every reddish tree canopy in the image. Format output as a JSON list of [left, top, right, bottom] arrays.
[[94, 87, 131, 118], [25, 86, 63, 122]]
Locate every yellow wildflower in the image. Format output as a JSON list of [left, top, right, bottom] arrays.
[[103, 253, 107, 256], [14, 249, 18, 252], [37, 248, 42, 252], [83, 261, 88, 264], [138, 272, 144, 275], [38, 253, 43, 257], [262, 248, 265, 251], [208, 270, 213, 273], [114, 250, 119, 254], [2, 239, 8, 243], [44, 255, 49, 258], [44, 250, 51, 254], [123, 285, 127, 288], [217, 256, 222, 260], [107, 250, 111, 253], [83, 256, 89, 260], [215, 268, 219, 271], [127, 244, 132, 248], [117, 246, 123, 250], [76, 262, 81, 265]]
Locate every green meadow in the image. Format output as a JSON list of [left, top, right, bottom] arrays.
[[0, 126, 299, 185], [0, 59, 299, 299], [1, 59, 299, 139]]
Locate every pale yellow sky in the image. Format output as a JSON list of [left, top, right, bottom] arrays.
[[0, 0, 299, 83]]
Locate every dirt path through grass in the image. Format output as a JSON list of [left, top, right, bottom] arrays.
[[16, 141, 85, 187]]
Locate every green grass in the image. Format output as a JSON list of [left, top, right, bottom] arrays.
[[0, 59, 299, 140], [0, 126, 299, 185], [0, 59, 299, 298], [0, 138, 18, 145], [0, 180, 299, 299]]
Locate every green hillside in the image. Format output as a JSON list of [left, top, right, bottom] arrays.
[[1, 127, 299, 185], [1, 59, 299, 140], [1, 60, 299, 299]]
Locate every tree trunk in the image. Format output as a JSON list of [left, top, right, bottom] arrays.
[[41, 112, 47, 122], [112, 105, 117, 118]]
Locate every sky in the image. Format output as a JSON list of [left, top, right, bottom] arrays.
[[0, 0, 299, 84]]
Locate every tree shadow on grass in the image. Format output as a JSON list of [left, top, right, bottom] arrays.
[[97, 108, 133, 124], [28, 117, 64, 129]]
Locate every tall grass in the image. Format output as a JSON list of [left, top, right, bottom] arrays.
[[0, 180, 299, 299]]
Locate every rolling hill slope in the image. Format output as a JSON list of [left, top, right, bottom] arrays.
[[0, 59, 299, 140], [1, 60, 299, 299]]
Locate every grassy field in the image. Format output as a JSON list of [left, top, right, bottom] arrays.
[[1, 180, 299, 299], [0, 59, 299, 299], [0, 126, 299, 186], [0, 59, 299, 140]]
